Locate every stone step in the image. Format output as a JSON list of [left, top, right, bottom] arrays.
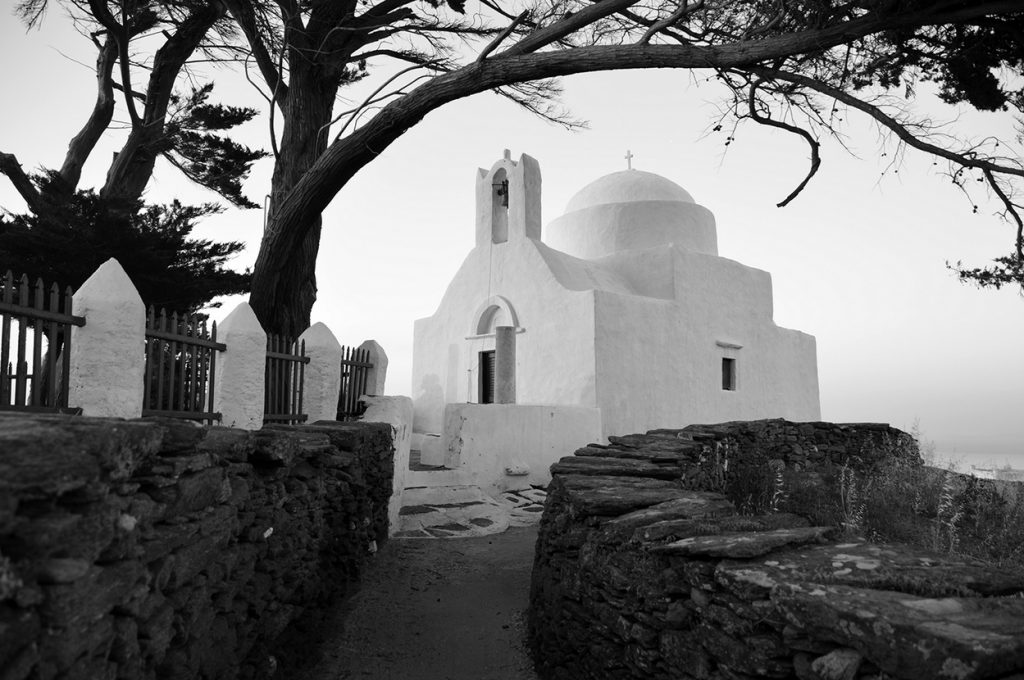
[[404, 467, 472, 488], [402, 484, 486, 506], [396, 484, 509, 539]]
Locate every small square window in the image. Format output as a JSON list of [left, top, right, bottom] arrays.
[[722, 358, 737, 391]]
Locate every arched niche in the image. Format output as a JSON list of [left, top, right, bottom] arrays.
[[469, 295, 520, 336]]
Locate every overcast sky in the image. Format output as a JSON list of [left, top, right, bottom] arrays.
[[1, 8, 1021, 467]]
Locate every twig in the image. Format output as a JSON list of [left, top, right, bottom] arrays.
[[640, 0, 704, 45], [476, 10, 529, 63], [984, 168, 1024, 259], [329, 63, 440, 142], [747, 77, 821, 207]]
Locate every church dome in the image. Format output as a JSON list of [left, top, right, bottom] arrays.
[[565, 170, 695, 214], [544, 168, 717, 260]]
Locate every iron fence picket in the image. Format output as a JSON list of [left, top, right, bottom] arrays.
[[0, 270, 84, 414], [143, 307, 224, 424], [264, 334, 309, 425], [337, 345, 373, 420]]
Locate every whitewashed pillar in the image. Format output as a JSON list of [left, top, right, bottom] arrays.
[[495, 326, 516, 404], [68, 259, 145, 418], [214, 302, 266, 430], [299, 322, 343, 423], [357, 339, 388, 396]]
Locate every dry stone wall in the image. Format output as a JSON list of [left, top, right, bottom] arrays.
[[529, 419, 1024, 680], [0, 413, 393, 680]]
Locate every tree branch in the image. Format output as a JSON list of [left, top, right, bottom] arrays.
[[58, 34, 118, 191], [0, 152, 43, 213], [639, 0, 704, 45], [500, 0, 642, 57], [751, 67, 1024, 181], [87, 0, 142, 127], [747, 77, 821, 207], [257, 0, 1024, 282], [102, 3, 226, 202], [269, 15, 948, 256], [223, 0, 289, 104], [984, 168, 1024, 259], [329, 62, 440, 142], [477, 10, 529, 64], [361, 0, 417, 19]]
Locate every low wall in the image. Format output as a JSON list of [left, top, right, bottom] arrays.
[[0, 413, 393, 680], [443, 403, 603, 495], [529, 419, 1024, 680], [359, 395, 413, 536]]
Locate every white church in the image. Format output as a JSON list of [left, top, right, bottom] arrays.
[[411, 150, 820, 454]]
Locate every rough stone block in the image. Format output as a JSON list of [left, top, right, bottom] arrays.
[[528, 420, 1024, 680], [41, 561, 143, 628], [0, 415, 394, 680]]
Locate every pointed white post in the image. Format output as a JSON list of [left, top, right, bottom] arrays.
[[299, 322, 343, 423], [214, 302, 266, 430], [357, 339, 388, 396], [68, 259, 145, 418]]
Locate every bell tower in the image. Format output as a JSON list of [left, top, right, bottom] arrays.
[[475, 150, 542, 246]]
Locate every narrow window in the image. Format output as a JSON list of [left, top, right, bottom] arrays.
[[479, 350, 496, 403], [491, 169, 509, 243], [722, 357, 737, 391]]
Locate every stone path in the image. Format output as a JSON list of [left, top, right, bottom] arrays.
[[395, 486, 547, 538], [396, 450, 548, 538], [287, 526, 541, 680]]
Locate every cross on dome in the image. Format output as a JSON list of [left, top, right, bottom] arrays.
[[624, 150, 634, 170]]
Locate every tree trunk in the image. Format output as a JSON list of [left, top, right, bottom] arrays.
[[249, 60, 339, 337]]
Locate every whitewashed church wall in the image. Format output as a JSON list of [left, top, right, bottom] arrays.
[[589, 246, 677, 300], [441, 403, 603, 495], [592, 251, 820, 438], [411, 238, 598, 435]]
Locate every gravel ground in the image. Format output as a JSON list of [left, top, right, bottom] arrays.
[[286, 526, 542, 680]]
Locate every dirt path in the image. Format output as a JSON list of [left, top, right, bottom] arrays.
[[292, 526, 541, 680]]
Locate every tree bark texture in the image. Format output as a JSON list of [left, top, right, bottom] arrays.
[[59, 37, 118, 192], [249, 57, 340, 337]]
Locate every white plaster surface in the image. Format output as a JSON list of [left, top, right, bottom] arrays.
[[565, 169, 694, 211], [412, 154, 820, 442], [495, 326, 516, 404], [360, 395, 413, 536], [68, 259, 145, 418], [299, 322, 343, 423], [358, 339, 388, 396], [419, 433, 445, 467], [213, 302, 267, 430], [545, 200, 718, 260], [442, 403, 603, 495]]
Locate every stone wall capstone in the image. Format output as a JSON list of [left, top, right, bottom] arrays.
[[0, 413, 393, 680], [528, 419, 1024, 680]]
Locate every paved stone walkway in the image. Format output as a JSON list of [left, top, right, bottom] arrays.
[[395, 486, 547, 538], [290, 526, 541, 680]]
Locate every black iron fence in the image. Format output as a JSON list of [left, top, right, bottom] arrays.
[[264, 334, 309, 425], [143, 307, 225, 424], [337, 345, 372, 420], [1, 265, 332, 425], [0, 271, 85, 414]]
